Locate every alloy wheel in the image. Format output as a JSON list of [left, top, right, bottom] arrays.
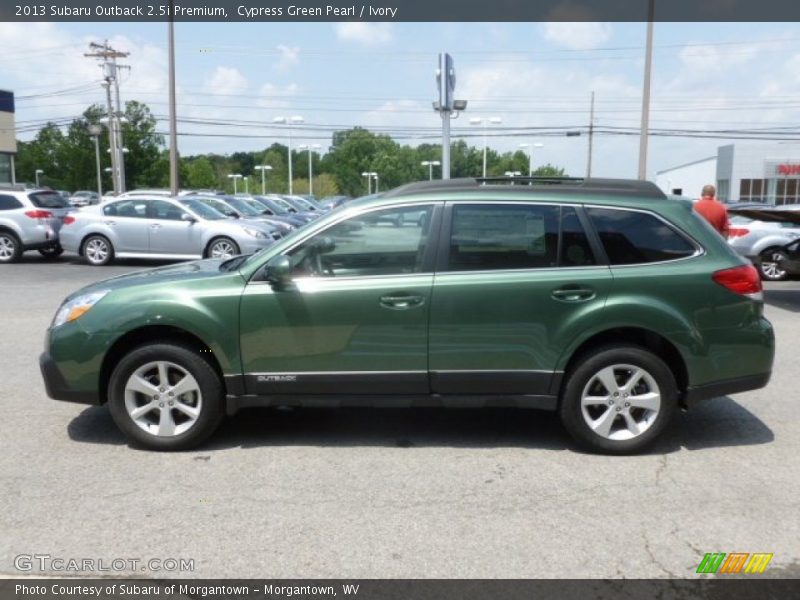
[[85, 238, 109, 264], [760, 252, 787, 280], [0, 235, 16, 261], [580, 363, 661, 441], [123, 361, 203, 437], [210, 240, 236, 259]]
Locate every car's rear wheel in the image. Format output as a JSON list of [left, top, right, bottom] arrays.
[[38, 244, 64, 259], [83, 235, 114, 266], [559, 346, 677, 454], [0, 231, 22, 263], [108, 343, 224, 451], [206, 237, 239, 259], [758, 249, 788, 281]]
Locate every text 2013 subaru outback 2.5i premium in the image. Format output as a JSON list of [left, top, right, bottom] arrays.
[[40, 178, 774, 454]]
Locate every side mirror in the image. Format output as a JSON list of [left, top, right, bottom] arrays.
[[264, 255, 291, 285], [181, 213, 197, 223]]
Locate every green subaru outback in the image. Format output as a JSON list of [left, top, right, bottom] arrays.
[[40, 178, 774, 454]]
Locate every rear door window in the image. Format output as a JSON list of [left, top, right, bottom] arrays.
[[104, 200, 148, 218], [586, 207, 696, 265], [446, 204, 560, 271], [0, 194, 23, 210]]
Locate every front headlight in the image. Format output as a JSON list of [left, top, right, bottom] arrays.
[[52, 290, 109, 328], [242, 227, 268, 239]]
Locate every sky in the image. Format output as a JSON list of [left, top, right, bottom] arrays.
[[2, 20, 800, 182]]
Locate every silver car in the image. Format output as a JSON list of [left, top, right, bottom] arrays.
[[728, 215, 800, 280], [0, 188, 69, 263], [59, 196, 281, 266]]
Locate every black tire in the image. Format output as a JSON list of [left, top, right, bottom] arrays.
[[205, 237, 240, 259], [38, 244, 64, 259], [559, 345, 678, 455], [758, 249, 788, 281], [0, 230, 22, 263], [82, 234, 114, 266], [107, 342, 224, 451]]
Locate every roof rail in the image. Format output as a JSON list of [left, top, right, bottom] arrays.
[[382, 176, 667, 200]]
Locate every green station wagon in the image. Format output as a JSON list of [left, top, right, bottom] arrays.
[[40, 178, 774, 453]]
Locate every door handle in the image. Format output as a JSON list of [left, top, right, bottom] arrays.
[[150, 223, 162, 229], [103, 220, 116, 226], [551, 287, 596, 302], [379, 294, 425, 310]]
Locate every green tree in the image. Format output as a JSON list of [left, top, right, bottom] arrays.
[[185, 156, 217, 189], [120, 100, 164, 188]]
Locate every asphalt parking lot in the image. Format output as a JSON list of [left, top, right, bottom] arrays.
[[1, 253, 799, 579]]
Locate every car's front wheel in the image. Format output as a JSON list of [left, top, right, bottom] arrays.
[[559, 346, 677, 454], [758, 249, 789, 281], [108, 343, 224, 450], [206, 237, 240, 259]]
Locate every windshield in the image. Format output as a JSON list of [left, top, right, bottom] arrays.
[[196, 197, 238, 217], [264, 196, 295, 214], [179, 199, 227, 220], [226, 196, 262, 217], [29, 191, 68, 209]]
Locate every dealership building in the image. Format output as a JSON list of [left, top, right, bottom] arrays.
[[656, 142, 800, 204], [0, 90, 15, 185]]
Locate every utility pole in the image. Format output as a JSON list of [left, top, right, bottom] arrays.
[[638, 0, 655, 180], [85, 40, 129, 194], [168, 4, 179, 196], [587, 91, 595, 178], [434, 53, 467, 180]]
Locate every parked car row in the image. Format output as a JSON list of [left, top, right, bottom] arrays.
[[0, 187, 339, 265]]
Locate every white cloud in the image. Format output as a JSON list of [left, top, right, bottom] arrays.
[[205, 66, 248, 95], [334, 22, 393, 46], [276, 44, 300, 70], [541, 22, 612, 50]]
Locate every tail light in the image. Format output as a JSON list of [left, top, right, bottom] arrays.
[[728, 227, 750, 238], [24, 210, 53, 219], [62, 216, 76, 225], [712, 264, 763, 300]]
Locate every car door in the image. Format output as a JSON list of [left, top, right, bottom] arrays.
[[102, 200, 150, 253], [428, 202, 613, 397], [239, 203, 442, 396], [147, 199, 202, 256]]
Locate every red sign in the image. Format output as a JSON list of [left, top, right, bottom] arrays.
[[777, 164, 800, 176]]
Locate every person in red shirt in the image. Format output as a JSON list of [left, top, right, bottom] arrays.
[[694, 184, 730, 238]]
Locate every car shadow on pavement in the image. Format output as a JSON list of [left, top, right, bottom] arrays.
[[764, 288, 800, 312], [67, 395, 774, 454]]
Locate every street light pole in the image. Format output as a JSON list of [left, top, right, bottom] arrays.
[[470, 117, 501, 177], [519, 142, 544, 177], [299, 143, 321, 195], [243, 176, 249, 194], [421, 160, 441, 181], [638, 0, 655, 180], [254, 165, 272, 195], [361, 172, 372, 195], [227, 173, 242, 194], [274, 116, 304, 194], [88, 124, 103, 197], [35, 169, 43, 187], [373, 172, 379, 193]]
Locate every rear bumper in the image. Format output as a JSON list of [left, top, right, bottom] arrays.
[[39, 352, 100, 405], [683, 372, 771, 408]]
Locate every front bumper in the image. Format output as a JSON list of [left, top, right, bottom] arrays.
[[39, 352, 100, 405]]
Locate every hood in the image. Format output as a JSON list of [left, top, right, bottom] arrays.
[[69, 258, 238, 299]]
